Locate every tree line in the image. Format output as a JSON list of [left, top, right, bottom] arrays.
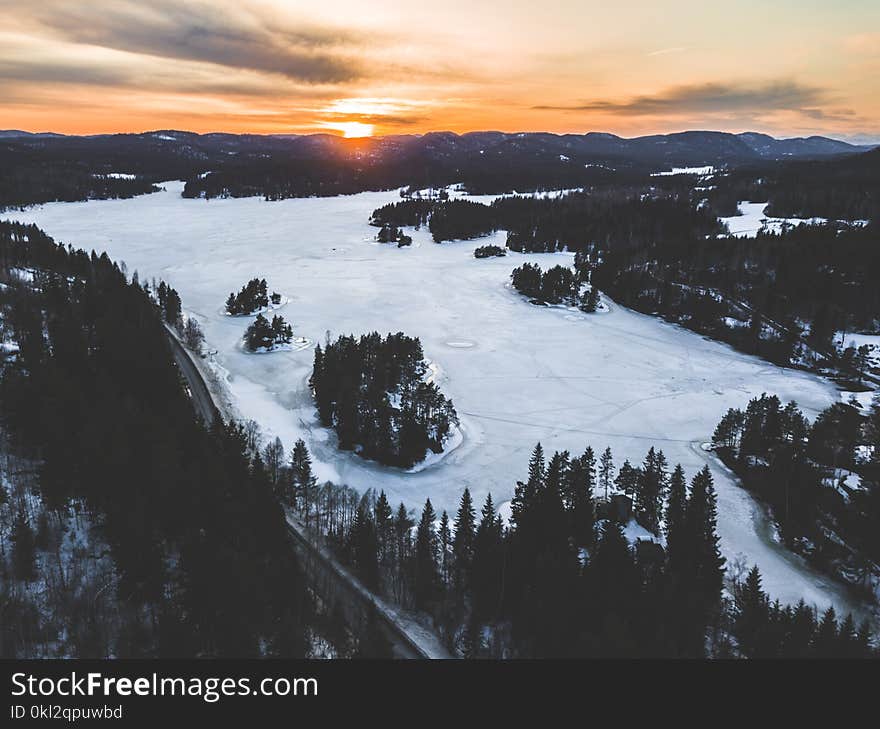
[[593, 222, 880, 371], [0, 220, 351, 658], [369, 189, 722, 251], [712, 392, 880, 599], [282, 436, 876, 658]]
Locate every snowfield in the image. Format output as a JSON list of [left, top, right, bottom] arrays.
[[721, 201, 870, 238], [6, 181, 871, 619], [651, 166, 715, 176]]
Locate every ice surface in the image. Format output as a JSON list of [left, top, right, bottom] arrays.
[[720, 201, 868, 238], [6, 182, 869, 617], [651, 166, 715, 176]]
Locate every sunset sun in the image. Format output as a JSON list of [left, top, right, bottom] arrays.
[[330, 121, 375, 138]]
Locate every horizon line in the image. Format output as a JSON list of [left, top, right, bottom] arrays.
[[4, 127, 880, 144]]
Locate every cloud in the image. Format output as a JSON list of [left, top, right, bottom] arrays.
[[0, 58, 132, 87], [799, 107, 856, 122], [0, 53, 342, 103], [318, 112, 426, 128], [534, 81, 828, 116], [6, 0, 365, 84], [646, 47, 687, 57]]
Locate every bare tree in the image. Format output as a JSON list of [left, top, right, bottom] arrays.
[[181, 318, 205, 355]]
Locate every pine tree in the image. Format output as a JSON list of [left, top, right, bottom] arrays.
[[665, 463, 687, 560], [813, 606, 838, 657], [439, 510, 452, 587], [598, 446, 614, 501], [636, 447, 668, 534], [685, 466, 726, 621], [614, 459, 640, 504], [472, 494, 503, 621], [565, 447, 595, 547], [783, 599, 817, 657], [512, 442, 544, 529], [244, 313, 273, 351], [837, 613, 858, 658], [452, 488, 476, 594], [587, 520, 640, 655], [414, 499, 439, 610], [374, 490, 394, 564], [734, 565, 770, 658], [289, 439, 317, 520], [349, 499, 379, 591]]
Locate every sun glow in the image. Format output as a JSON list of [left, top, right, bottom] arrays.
[[328, 121, 374, 138]]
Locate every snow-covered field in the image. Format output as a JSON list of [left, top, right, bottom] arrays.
[[5, 182, 869, 618], [651, 165, 715, 176], [721, 201, 869, 238]]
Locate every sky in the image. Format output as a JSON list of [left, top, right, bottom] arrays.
[[1, 0, 878, 140]]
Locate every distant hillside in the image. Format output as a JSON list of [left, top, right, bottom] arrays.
[[0, 128, 875, 205], [762, 146, 880, 220], [0, 130, 66, 139], [737, 132, 872, 158]]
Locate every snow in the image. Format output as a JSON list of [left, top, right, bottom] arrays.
[[622, 518, 663, 546], [10, 267, 35, 282], [408, 184, 584, 204], [840, 390, 876, 409], [720, 201, 869, 238], [723, 316, 748, 329], [5, 180, 870, 619], [94, 173, 137, 180], [837, 333, 880, 367], [246, 342, 295, 354], [826, 469, 864, 502], [651, 165, 715, 176], [856, 445, 875, 464]]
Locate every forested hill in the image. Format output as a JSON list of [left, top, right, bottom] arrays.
[[0, 221, 317, 657], [703, 147, 880, 221], [1, 128, 872, 207]]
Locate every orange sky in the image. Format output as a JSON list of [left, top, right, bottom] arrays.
[[2, 0, 878, 141]]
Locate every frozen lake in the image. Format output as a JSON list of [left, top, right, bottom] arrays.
[[6, 182, 868, 617]]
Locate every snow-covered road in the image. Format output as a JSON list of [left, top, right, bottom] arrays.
[[6, 181, 868, 618]]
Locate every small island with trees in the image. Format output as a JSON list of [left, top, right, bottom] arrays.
[[310, 332, 459, 468], [474, 244, 506, 258], [511, 262, 600, 312], [225, 277, 283, 315], [243, 313, 294, 352], [376, 224, 413, 247]]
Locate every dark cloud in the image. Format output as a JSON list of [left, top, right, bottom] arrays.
[[534, 81, 827, 116], [318, 112, 427, 127], [0, 58, 340, 103], [0, 59, 132, 87], [799, 107, 856, 121], [8, 0, 365, 84]]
